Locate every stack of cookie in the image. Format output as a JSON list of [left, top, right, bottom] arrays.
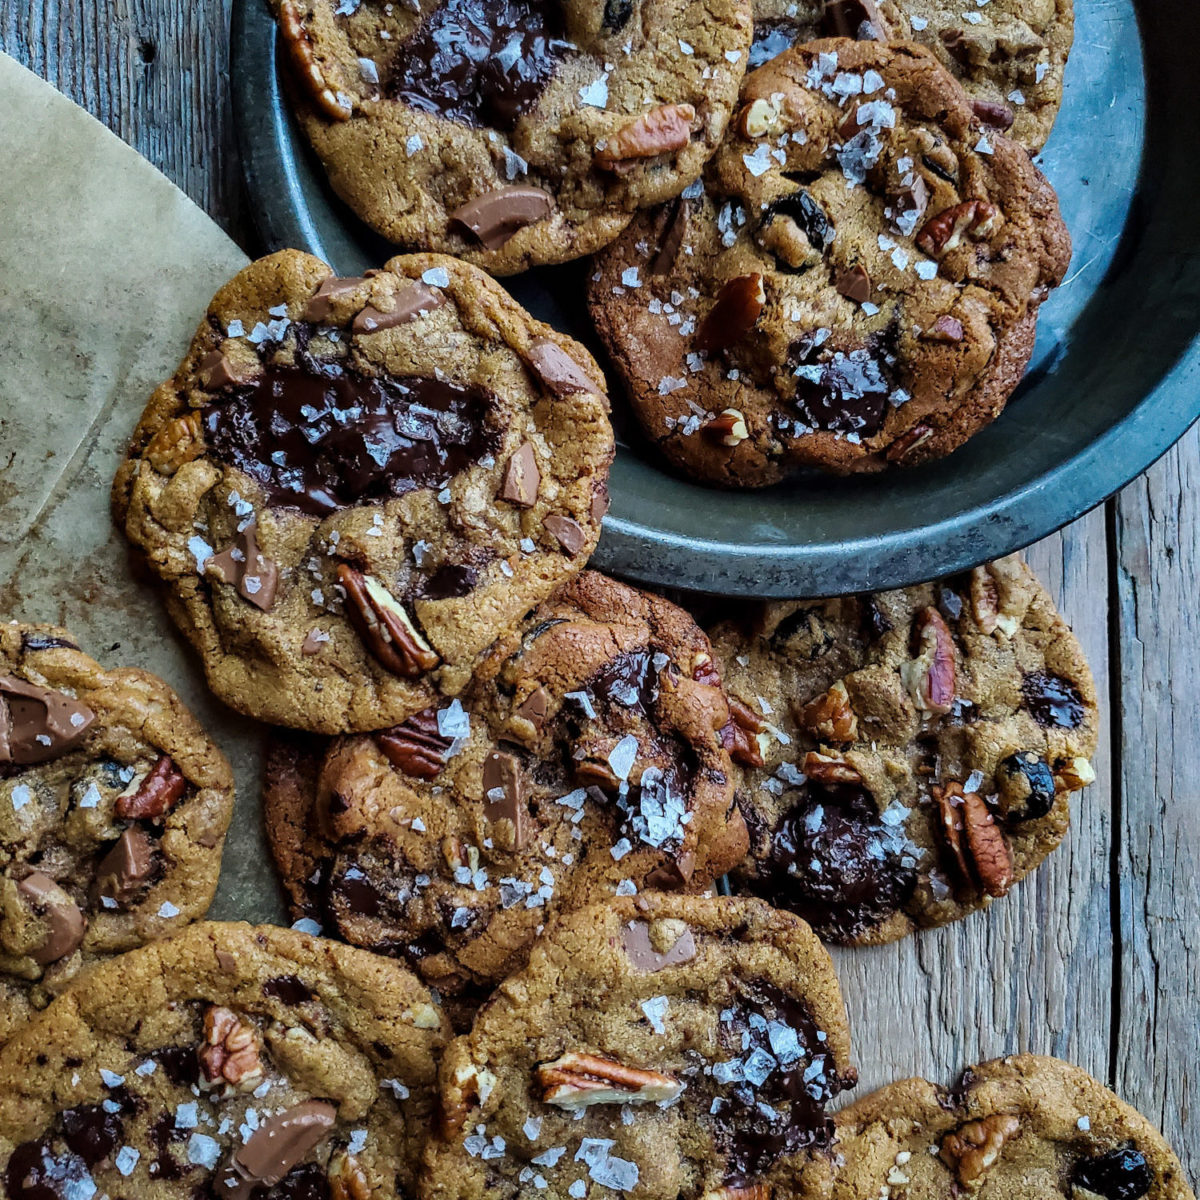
[[0, 0, 1192, 1196]]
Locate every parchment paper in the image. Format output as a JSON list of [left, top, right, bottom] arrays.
[[0, 53, 285, 923]]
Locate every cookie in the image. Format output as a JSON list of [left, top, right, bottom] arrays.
[[588, 39, 1070, 488], [0, 623, 234, 1043], [421, 893, 857, 1200], [0, 920, 450, 1198], [710, 555, 1098, 944], [790, 1055, 1194, 1200], [748, 0, 1073, 151], [113, 249, 614, 733], [265, 571, 750, 1001], [271, 0, 753, 274]]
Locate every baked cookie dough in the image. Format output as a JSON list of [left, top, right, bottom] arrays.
[[0, 623, 234, 1042], [0, 921, 449, 1198], [790, 1055, 1194, 1200], [589, 39, 1070, 487], [271, 0, 753, 273], [749, 0, 1074, 151], [710, 556, 1098, 944], [114, 249, 614, 733], [421, 893, 857, 1200], [265, 571, 749, 1001]]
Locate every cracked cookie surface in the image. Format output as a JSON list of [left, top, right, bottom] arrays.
[[0, 623, 234, 1043], [420, 893, 856, 1200], [114, 249, 614, 734], [265, 571, 749, 1007], [788, 1055, 1194, 1200], [270, 0, 752, 273], [710, 555, 1098, 944], [588, 39, 1070, 488], [0, 920, 450, 1199]]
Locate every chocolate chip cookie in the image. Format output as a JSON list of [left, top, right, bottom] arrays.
[[0, 623, 234, 1043], [114, 250, 614, 733], [421, 893, 857, 1200], [749, 0, 1073, 151], [588, 39, 1071, 487], [709, 555, 1098, 944], [791, 1055, 1193, 1200], [0, 920, 449, 1199], [265, 571, 750, 1002], [271, 0, 753, 274]]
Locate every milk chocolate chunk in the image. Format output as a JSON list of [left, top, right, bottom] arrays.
[[543, 515, 586, 555], [95, 828, 155, 906], [17, 872, 87, 965], [526, 338, 603, 398], [301, 275, 368, 322], [218, 1099, 337, 1199], [835, 264, 872, 304], [352, 282, 445, 333], [482, 750, 531, 848], [207, 522, 280, 612], [198, 350, 250, 391], [514, 685, 550, 730], [0, 675, 94, 765], [499, 442, 541, 507], [621, 919, 697, 971], [450, 186, 554, 250]]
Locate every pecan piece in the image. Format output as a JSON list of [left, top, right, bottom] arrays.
[[705, 1187, 772, 1200], [1056, 756, 1096, 790], [696, 274, 766, 353], [278, 0, 352, 121], [595, 104, 695, 172], [886, 422, 935, 463], [933, 782, 1014, 898], [146, 411, 204, 474], [971, 98, 1015, 130], [690, 652, 721, 688], [939, 1114, 1021, 1186], [900, 607, 956, 716], [799, 680, 858, 743], [200, 1005, 265, 1095], [916, 199, 1000, 258], [969, 564, 1019, 638], [337, 564, 440, 677], [536, 1052, 682, 1108], [329, 1151, 370, 1200], [737, 97, 784, 139], [115, 755, 186, 820], [703, 409, 750, 448], [720, 697, 767, 769], [802, 750, 863, 785], [376, 708, 452, 779]]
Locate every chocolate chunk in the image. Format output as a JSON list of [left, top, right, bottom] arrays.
[[526, 338, 603, 398], [95, 828, 155, 906], [499, 441, 541, 507], [17, 872, 87, 964], [352, 282, 445, 333], [972, 98, 1015, 130], [891, 173, 930, 230], [301, 275, 368, 322], [514, 685, 550, 730], [998, 752, 1056, 822], [216, 949, 238, 971], [763, 190, 834, 255], [644, 852, 695, 891], [20, 633, 79, 652], [649, 198, 691, 276], [590, 482, 610, 525], [262, 974, 315, 1004], [198, 350, 250, 390], [301, 629, 327, 656], [482, 750, 531, 849], [207, 521, 280, 611], [386, 0, 573, 131], [790, 343, 892, 437], [218, 1100, 336, 1199], [1073, 1149, 1153, 1200], [450, 186, 553, 250], [203, 366, 501, 517], [544, 515, 586, 555], [835, 264, 872, 304], [622, 919, 697, 970], [820, 0, 889, 39], [419, 563, 479, 600], [1021, 671, 1085, 729], [602, 0, 632, 31], [0, 675, 94, 765], [749, 18, 801, 67]]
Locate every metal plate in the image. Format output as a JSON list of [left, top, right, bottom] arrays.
[[230, 0, 1200, 597]]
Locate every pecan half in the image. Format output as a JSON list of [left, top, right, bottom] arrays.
[[146, 411, 204, 474], [703, 409, 750, 448], [115, 756, 186, 820], [595, 104, 695, 172], [536, 1052, 682, 1108], [799, 680, 858, 743], [969, 565, 1019, 638], [704, 1187, 772, 1200], [696, 274, 766, 353], [939, 1114, 1021, 1186], [200, 1006, 264, 1095], [900, 607, 956, 716], [329, 1151, 370, 1200], [278, 0, 352, 121], [886, 421, 935, 463], [337, 564, 440, 677], [376, 708, 452, 779], [720, 697, 767, 769], [934, 782, 1014, 898], [971, 98, 1015, 130], [802, 750, 863, 785], [440, 1062, 497, 1137], [916, 199, 1000, 258]]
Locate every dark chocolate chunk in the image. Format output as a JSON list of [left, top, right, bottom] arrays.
[[1021, 671, 1085, 729], [263, 974, 316, 1004], [1073, 1148, 1154, 1200], [419, 563, 479, 600], [602, 0, 632, 32], [749, 18, 802, 68], [998, 752, 1056, 822], [649, 198, 691, 276], [790, 343, 892, 437], [762, 189, 835, 257]]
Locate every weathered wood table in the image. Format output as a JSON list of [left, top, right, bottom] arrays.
[[3, 1, 1196, 1178]]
